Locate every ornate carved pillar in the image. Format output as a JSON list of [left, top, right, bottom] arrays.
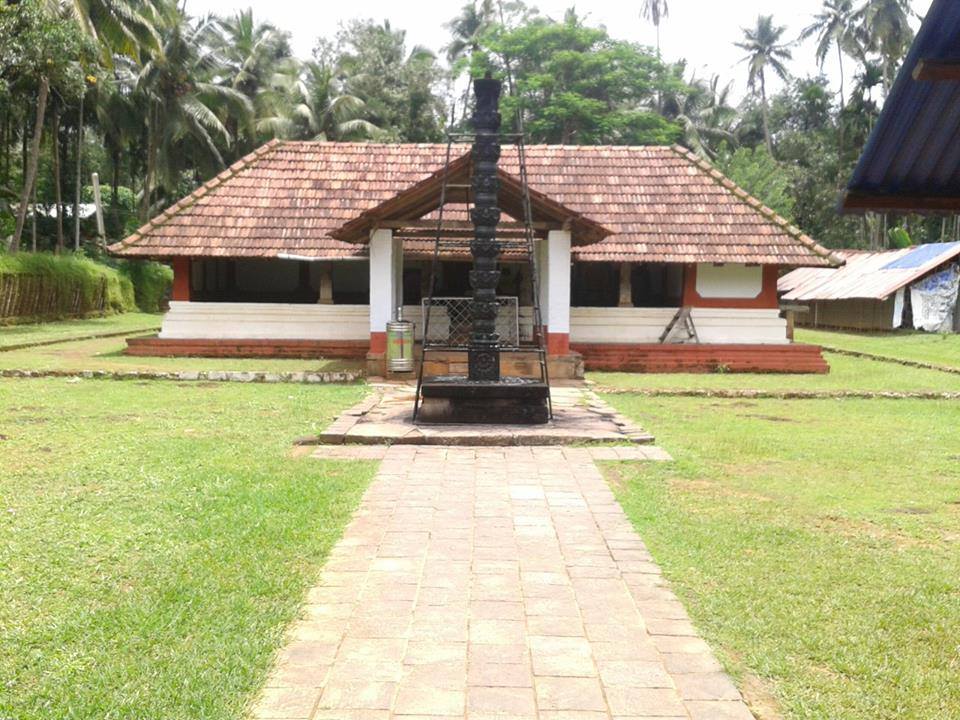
[[468, 77, 503, 382]]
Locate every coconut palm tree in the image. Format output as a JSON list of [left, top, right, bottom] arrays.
[[135, 14, 253, 220], [52, 0, 166, 62], [640, 0, 669, 57], [445, 0, 495, 65], [444, 0, 496, 121], [801, 0, 859, 179], [800, 0, 857, 107], [209, 9, 295, 152], [855, 0, 913, 93], [661, 67, 737, 160], [736, 15, 792, 157], [285, 60, 379, 141]]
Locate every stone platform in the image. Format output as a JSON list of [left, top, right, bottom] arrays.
[[311, 384, 655, 447]]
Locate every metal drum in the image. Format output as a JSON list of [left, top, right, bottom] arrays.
[[386, 320, 415, 372]]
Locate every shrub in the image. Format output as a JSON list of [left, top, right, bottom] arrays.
[[117, 260, 173, 313], [0, 252, 136, 321]]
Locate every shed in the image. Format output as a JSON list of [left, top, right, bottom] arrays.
[[779, 242, 960, 331]]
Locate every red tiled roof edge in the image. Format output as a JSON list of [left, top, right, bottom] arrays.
[[668, 145, 846, 268], [107, 138, 286, 256]]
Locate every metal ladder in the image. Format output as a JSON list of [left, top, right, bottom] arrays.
[[412, 131, 553, 421]]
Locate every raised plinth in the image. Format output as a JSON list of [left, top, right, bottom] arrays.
[[417, 376, 550, 425]]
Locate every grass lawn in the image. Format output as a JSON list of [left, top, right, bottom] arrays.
[[0, 335, 365, 375], [591, 352, 960, 394], [0, 312, 161, 347], [0, 378, 374, 719], [797, 328, 960, 370], [603, 394, 960, 720]]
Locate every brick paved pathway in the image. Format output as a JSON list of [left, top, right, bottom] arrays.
[[252, 446, 754, 720]]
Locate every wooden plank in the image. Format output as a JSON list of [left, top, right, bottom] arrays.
[[913, 59, 960, 82], [842, 191, 960, 213], [379, 219, 555, 231]]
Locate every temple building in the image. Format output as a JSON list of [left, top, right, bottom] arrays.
[[109, 140, 842, 376]]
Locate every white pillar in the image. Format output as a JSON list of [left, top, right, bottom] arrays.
[[545, 229, 571, 354], [536, 238, 550, 328], [369, 228, 399, 347]]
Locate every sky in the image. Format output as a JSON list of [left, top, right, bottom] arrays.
[[183, 0, 932, 102]]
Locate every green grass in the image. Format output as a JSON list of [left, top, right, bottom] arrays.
[[797, 328, 960, 369], [0, 335, 365, 374], [603, 394, 960, 720], [591, 352, 960, 393], [0, 312, 161, 347], [0, 379, 374, 719]]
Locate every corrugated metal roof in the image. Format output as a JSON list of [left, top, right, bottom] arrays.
[[882, 240, 960, 268], [779, 242, 960, 300], [843, 0, 960, 212]]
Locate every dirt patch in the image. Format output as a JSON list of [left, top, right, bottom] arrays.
[[674, 477, 776, 504], [814, 514, 930, 550], [603, 464, 629, 492], [741, 414, 798, 423], [740, 672, 785, 720], [889, 506, 933, 515], [0, 434, 8, 441], [12, 416, 47, 425]]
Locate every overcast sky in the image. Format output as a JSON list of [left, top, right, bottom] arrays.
[[184, 0, 931, 101]]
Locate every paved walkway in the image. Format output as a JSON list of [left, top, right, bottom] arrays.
[[252, 446, 754, 720]]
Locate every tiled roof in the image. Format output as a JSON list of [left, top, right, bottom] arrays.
[[109, 140, 840, 266]]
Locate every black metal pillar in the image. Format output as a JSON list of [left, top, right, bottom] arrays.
[[468, 77, 502, 382]]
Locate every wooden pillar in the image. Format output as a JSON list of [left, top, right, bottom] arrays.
[[618, 262, 633, 307], [171, 257, 191, 301], [317, 262, 333, 304]]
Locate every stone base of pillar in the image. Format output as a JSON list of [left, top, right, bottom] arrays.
[[417, 379, 550, 425]]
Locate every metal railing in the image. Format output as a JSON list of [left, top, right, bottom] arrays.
[[421, 296, 520, 348]]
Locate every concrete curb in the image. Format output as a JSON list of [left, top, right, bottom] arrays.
[[592, 386, 960, 400], [0, 368, 362, 384], [0, 327, 160, 352], [819, 345, 960, 375]]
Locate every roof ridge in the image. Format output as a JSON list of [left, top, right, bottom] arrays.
[[668, 145, 845, 267], [108, 139, 286, 252]]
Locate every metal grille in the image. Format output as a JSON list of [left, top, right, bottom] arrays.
[[422, 297, 520, 348]]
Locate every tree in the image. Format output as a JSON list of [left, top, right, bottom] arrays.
[[445, 0, 496, 122], [135, 14, 253, 220], [640, 0, 669, 57], [474, 9, 682, 145], [333, 20, 446, 142], [736, 15, 792, 157], [211, 8, 295, 151], [800, 0, 859, 182], [284, 58, 379, 141], [855, 0, 914, 93], [800, 1, 856, 109], [0, 0, 88, 253], [718, 145, 795, 221], [661, 66, 736, 159], [55, 0, 166, 62]]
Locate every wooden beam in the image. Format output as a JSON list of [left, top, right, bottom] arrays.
[[913, 59, 960, 81], [843, 191, 960, 213], [378, 219, 556, 231], [392, 229, 545, 240]]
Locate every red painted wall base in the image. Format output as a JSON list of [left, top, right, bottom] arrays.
[[571, 342, 830, 374], [126, 336, 368, 359]]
